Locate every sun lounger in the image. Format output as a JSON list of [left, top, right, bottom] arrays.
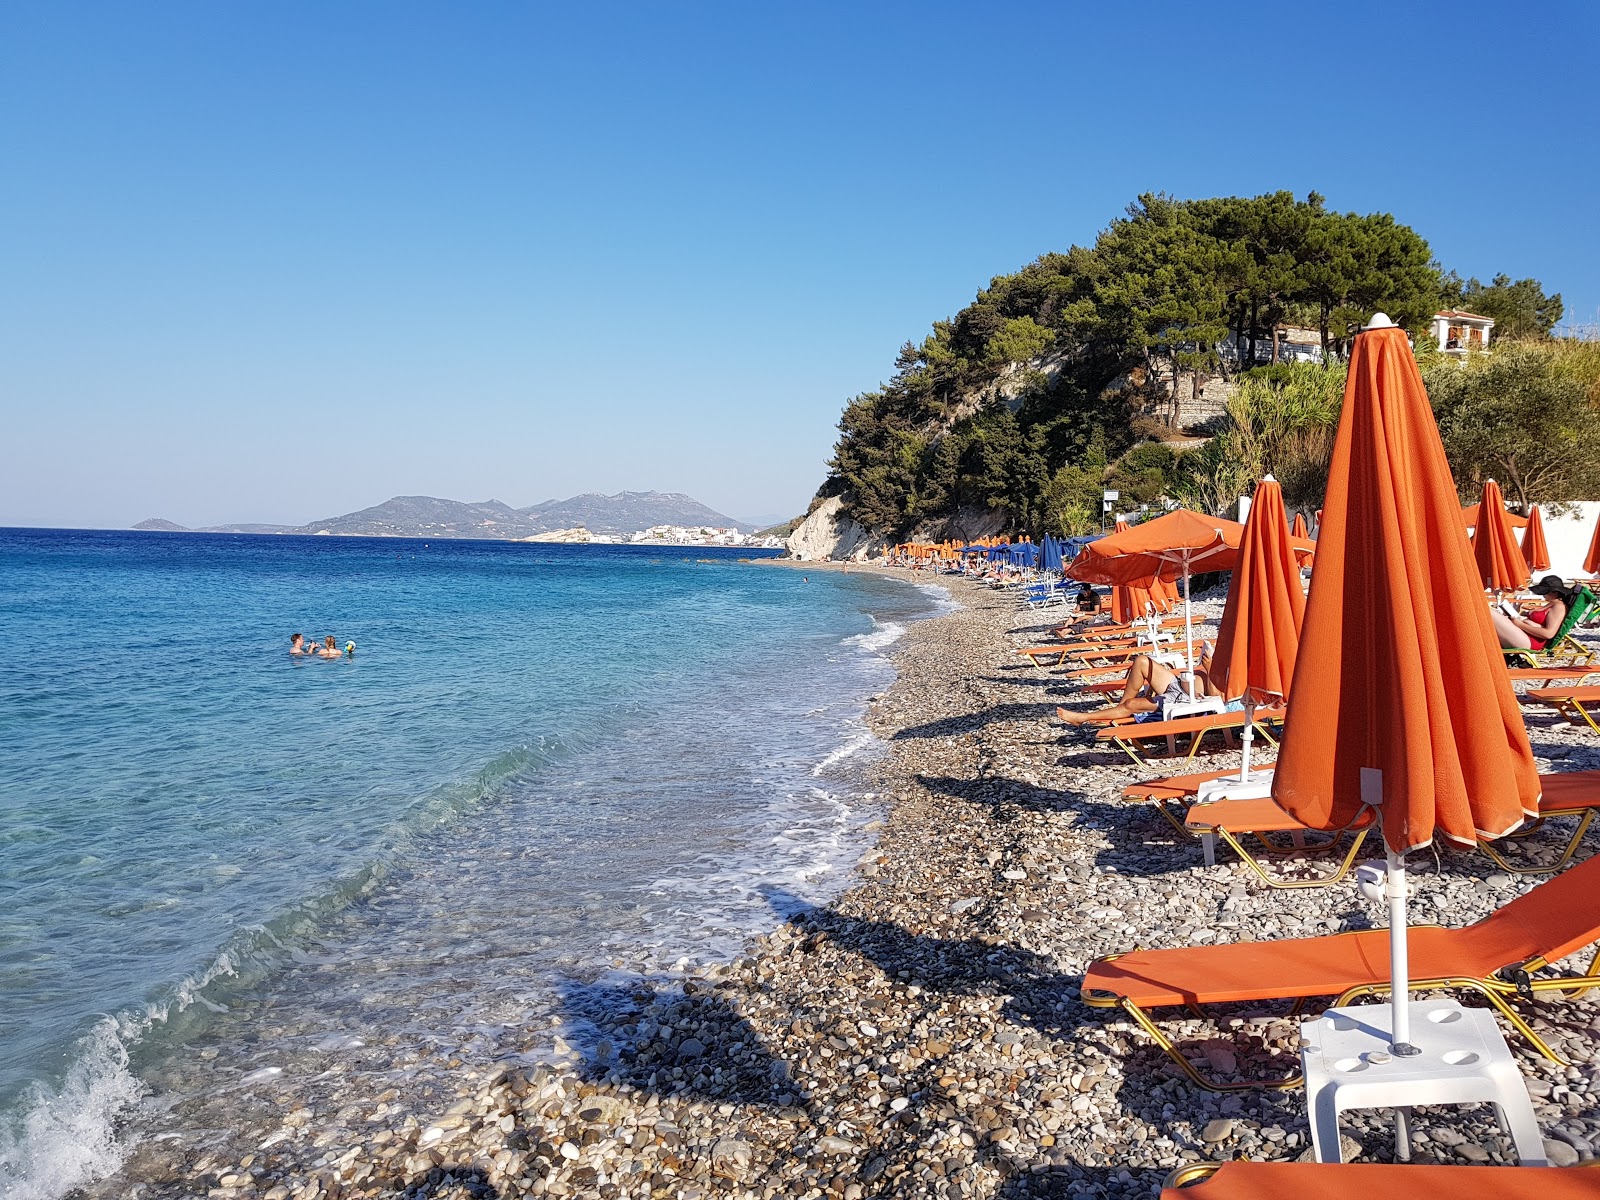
[[1503, 586, 1598, 668], [1184, 795, 1374, 889], [1081, 852, 1600, 1090], [1120, 767, 1240, 833], [1507, 665, 1600, 685], [1018, 639, 1142, 668], [1129, 768, 1600, 879], [1160, 1160, 1600, 1199], [1526, 685, 1600, 735], [1093, 708, 1284, 767], [1480, 769, 1600, 875]]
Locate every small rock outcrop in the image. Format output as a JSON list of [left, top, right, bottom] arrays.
[[784, 496, 884, 561]]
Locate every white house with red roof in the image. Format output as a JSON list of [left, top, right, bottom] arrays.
[[1431, 310, 1495, 356]]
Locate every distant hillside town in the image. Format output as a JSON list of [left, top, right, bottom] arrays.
[[529, 524, 784, 548]]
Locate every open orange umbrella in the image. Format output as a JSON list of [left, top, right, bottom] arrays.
[[1272, 316, 1539, 1056], [1071, 508, 1314, 703], [1521, 505, 1551, 573], [1208, 477, 1306, 788], [1290, 511, 1310, 540], [1470, 479, 1529, 593]]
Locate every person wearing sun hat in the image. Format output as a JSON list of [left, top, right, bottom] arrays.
[[1493, 573, 1577, 652]]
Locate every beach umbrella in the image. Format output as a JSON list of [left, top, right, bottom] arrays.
[[1470, 479, 1529, 593], [1040, 535, 1063, 573], [1209, 476, 1306, 786], [1586, 514, 1600, 579], [1522, 505, 1551, 574], [1291, 511, 1310, 540], [1460, 502, 1528, 530], [1271, 315, 1539, 1059], [1107, 519, 1167, 625], [1070, 509, 1315, 701]]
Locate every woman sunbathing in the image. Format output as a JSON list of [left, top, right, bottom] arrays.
[[1056, 642, 1224, 726], [1493, 574, 1573, 651]]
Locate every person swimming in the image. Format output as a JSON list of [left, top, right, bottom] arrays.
[[289, 633, 310, 656], [316, 635, 342, 659]]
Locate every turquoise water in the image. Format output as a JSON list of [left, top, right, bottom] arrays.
[[0, 529, 942, 1197]]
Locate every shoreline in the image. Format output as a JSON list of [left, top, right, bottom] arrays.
[[88, 568, 1600, 1198]]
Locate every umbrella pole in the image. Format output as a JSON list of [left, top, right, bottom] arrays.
[[1182, 565, 1196, 701], [1239, 698, 1254, 783], [1387, 846, 1418, 1056]]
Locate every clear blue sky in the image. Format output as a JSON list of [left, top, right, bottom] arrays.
[[3, 2, 1595, 529]]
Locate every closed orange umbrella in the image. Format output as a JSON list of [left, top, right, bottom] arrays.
[[1209, 476, 1306, 787], [1110, 519, 1162, 625], [1585, 512, 1600, 577], [1521, 505, 1551, 573], [1290, 511, 1310, 540], [1271, 316, 1539, 1055], [1470, 479, 1529, 593]]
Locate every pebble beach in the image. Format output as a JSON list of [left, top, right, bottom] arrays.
[[93, 568, 1600, 1199]]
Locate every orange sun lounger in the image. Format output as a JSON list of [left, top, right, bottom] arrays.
[[1526, 685, 1600, 735], [1093, 707, 1285, 767], [1018, 639, 1141, 668], [1184, 794, 1374, 889], [1129, 769, 1600, 880], [1161, 1159, 1600, 1199], [1507, 665, 1600, 685], [1081, 851, 1600, 1091]]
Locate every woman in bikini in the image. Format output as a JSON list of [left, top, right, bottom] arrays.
[[1492, 574, 1573, 652]]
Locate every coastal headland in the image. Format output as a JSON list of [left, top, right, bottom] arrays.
[[94, 569, 1600, 1198]]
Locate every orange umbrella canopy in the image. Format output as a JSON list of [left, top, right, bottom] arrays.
[[1210, 479, 1306, 706], [1521, 505, 1551, 573], [1586, 511, 1600, 577], [1470, 479, 1530, 592], [1290, 511, 1310, 540], [1272, 324, 1539, 852], [1069, 508, 1313, 587]]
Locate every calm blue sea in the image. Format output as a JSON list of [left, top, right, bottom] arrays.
[[0, 529, 944, 1197]]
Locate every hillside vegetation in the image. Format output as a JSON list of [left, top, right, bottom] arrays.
[[821, 191, 1567, 537]]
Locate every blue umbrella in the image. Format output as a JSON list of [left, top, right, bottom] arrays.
[[1011, 542, 1039, 567], [1041, 536, 1063, 572]]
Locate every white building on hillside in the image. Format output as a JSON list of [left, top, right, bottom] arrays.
[[1431, 310, 1494, 357]]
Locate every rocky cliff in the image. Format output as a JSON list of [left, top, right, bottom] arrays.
[[783, 496, 884, 562]]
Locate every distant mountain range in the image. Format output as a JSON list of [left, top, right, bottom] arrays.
[[133, 491, 754, 539]]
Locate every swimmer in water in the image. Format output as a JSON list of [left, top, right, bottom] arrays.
[[289, 633, 309, 656], [317, 635, 343, 659]]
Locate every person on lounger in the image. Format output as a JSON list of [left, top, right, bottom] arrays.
[[1048, 586, 1106, 636], [1493, 574, 1573, 651], [1056, 642, 1224, 726]]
